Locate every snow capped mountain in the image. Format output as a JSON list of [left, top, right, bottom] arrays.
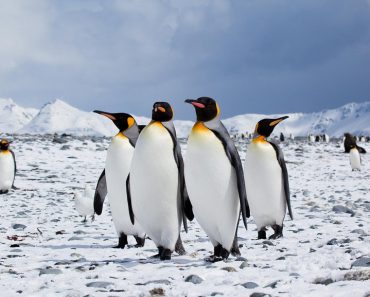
[[2, 98, 370, 137], [20, 99, 118, 136], [220, 102, 370, 138], [20, 99, 151, 136], [0, 98, 38, 133]]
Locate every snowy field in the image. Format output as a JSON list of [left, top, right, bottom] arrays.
[[0, 134, 369, 297]]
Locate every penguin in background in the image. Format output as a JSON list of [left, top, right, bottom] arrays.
[[344, 133, 366, 154], [93, 111, 146, 248], [127, 102, 194, 260], [0, 139, 16, 194], [244, 116, 293, 240], [349, 144, 361, 171], [74, 185, 95, 222], [185, 97, 249, 262]]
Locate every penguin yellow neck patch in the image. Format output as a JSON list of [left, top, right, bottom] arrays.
[[0, 150, 10, 154], [192, 122, 209, 133], [115, 132, 127, 139], [252, 135, 267, 143]]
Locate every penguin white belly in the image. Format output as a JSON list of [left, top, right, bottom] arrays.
[[349, 148, 361, 170], [130, 123, 180, 250], [0, 152, 14, 191], [105, 135, 145, 237], [244, 141, 286, 230], [185, 126, 239, 250]]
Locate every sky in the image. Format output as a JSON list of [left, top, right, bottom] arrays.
[[1, 0, 370, 119]]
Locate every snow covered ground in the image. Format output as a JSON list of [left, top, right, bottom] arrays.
[[0, 134, 369, 297]]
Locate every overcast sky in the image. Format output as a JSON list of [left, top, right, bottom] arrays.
[[1, 0, 370, 119]]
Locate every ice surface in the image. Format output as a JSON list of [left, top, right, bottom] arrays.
[[0, 135, 368, 296]]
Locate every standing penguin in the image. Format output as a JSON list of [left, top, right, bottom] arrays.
[[185, 97, 249, 261], [244, 117, 293, 240], [0, 139, 16, 194], [127, 102, 193, 260], [93, 111, 146, 248], [349, 144, 361, 171]]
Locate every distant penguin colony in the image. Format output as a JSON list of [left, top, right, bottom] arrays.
[[0, 139, 16, 194]]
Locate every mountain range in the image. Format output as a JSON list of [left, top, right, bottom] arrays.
[[1, 98, 369, 138]]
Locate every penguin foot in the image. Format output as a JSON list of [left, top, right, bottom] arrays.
[[230, 237, 241, 257], [258, 230, 267, 239], [175, 236, 186, 255], [82, 216, 87, 223], [0, 190, 9, 194], [212, 244, 230, 261], [205, 255, 223, 263], [150, 246, 164, 258], [114, 233, 128, 249], [91, 214, 95, 222], [269, 225, 283, 240], [160, 249, 172, 261], [134, 236, 145, 247]]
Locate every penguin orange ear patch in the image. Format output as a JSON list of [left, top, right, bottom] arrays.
[[127, 117, 135, 128], [158, 106, 166, 113]]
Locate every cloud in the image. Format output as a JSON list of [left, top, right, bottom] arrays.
[[0, 0, 369, 117]]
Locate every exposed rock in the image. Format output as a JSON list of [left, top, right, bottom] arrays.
[[86, 281, 114, 288], [332, 205, 355, 216], [241, 282, 259, 289], [149, 287, 165, 296], [12, 224, 26, 230], [185, 274, 203, 284], [352, 257, 370, 268], [39, 268, 63, 276], [344, 270, 370, 281]]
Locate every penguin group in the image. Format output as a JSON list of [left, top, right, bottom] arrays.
[[93, 97, 293, 261]]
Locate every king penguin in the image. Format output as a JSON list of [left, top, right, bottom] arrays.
[[93, 111, 146, 248], [0, 139, 16, 194], [244, 116, 293, 240], [184, 97, 249, 261], [349, 144, 361, 171], [127, 102, 194, 260]]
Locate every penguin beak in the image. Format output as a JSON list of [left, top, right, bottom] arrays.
[[269, 116, 289, 127], [94, 110, 117, 121], [185, 99, 205, 109]]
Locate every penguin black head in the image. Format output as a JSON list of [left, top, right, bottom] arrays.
[[255, 116, 289, 138], [185, 97, 220, 122], [0, 139, 11, 151], [93, 110, 136, 132], [152, 102, 173, 122]]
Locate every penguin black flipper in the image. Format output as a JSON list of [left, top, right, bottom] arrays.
[[93, 169, 108, 215], [269, 141, 293, 220], [209, 123, 250, 229], [10, 149, 17, 188], [138, 125, 146, 133], [126, 174, 135, 225], [162, 122, 194, 232]]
